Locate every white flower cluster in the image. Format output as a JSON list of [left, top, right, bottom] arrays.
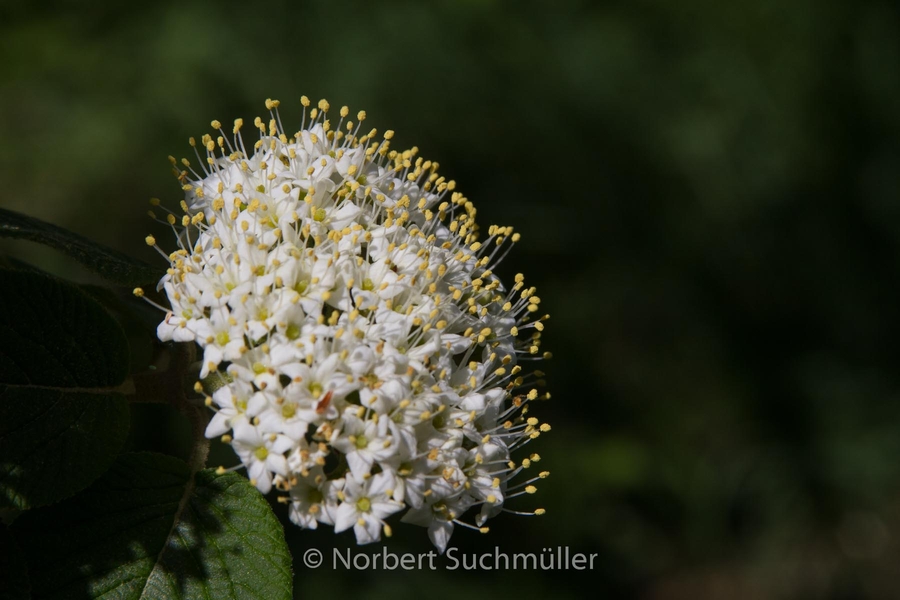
[[140, 98, 551, 552]]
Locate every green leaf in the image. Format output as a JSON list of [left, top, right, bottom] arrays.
[[0, 269, 131, 510], [0, 253, 44, 274], [0, 524, 30, 600], [13, 452, 293, 600], [80, 284, 164, 374], [0, 207, 159, 286]]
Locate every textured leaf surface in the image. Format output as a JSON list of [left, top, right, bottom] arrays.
[[0, 207, 158, 286], [13, 452, 293, 600], [0, 269, 131, 509]]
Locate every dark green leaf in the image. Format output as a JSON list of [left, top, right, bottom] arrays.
[[80, 284, 164, 374], [0, 207, 159, 286], [0, 269, 131, 509], [0, 524, 30, 600], [0, 253, 44, 275], [13, 452, 293, 600]]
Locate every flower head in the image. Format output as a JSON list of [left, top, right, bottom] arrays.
[[140, 97, 551, 551]]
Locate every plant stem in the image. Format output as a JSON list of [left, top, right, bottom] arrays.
[[127, 342, 210, 473]]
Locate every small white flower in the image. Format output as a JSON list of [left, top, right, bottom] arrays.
[[141, 97, 552, 551], [401, 500, 457, 554], [204, 380, 259, 438], [331, 412, 401, 480], [230, 422, 292, 494], [288, 469, 342, 530], [333, 473, 403, 544]]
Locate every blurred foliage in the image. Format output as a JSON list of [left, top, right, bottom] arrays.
[[2, 0, 900, 598]]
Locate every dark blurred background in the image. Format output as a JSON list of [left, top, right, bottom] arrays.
[[3, 0, 900, 598]]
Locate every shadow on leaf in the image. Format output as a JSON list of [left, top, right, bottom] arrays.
[[11, 452, 292, 600]]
